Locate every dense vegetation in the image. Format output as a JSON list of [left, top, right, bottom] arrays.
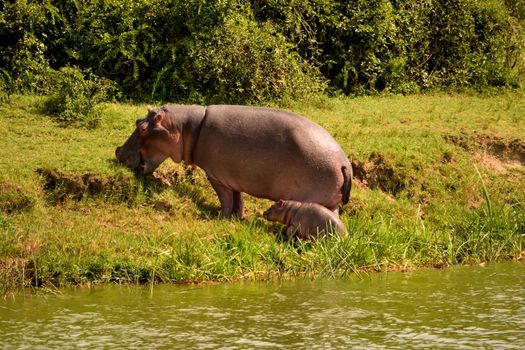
[[1, 0, 524, 106]]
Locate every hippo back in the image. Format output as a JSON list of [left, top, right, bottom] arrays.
[[194, 105, 349, 209]]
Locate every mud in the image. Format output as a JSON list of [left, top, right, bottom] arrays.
[[351, 152, 406, 195]]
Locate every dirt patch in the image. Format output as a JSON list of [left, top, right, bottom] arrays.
[[36, 166, 186, 207], [473, 152, 523, 173], [444, 134, 525, 172], [351, 152, 406, 195], [36, 167, 140, 203], [0, 180, 34, 214], [473, 136, 525, 166], [482, 137, 524, 164]]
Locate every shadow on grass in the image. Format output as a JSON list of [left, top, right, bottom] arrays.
[[171, 178, 221, 218]]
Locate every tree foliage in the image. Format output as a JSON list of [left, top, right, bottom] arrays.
[[1, 0, 523, 104]]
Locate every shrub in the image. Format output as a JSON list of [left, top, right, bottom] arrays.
[[0, 0, 524, 100], [0, 68, 11, 102], [188, 11, 326, 103], [44, 67, 117, 128], [251, 0, 525, 93], [0, 1, 60, 94]]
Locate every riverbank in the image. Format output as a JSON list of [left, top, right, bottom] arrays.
[[1, 93, 524, 292]]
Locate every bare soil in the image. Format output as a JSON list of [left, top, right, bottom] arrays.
[[444, 134, 525, 173], [351, 152, 406, 195]]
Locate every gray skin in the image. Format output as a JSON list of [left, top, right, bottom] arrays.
[[115, 105, 352, 218], [263, 200, 347, 239]]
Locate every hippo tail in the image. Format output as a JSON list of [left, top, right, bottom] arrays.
[[341, 165, 352, 205]]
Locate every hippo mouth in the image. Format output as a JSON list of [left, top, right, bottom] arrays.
[[137, 152, 146, 173], [115, 146, 145, 173]]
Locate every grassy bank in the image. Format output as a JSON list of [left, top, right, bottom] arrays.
[[1, 93, 524, 292]]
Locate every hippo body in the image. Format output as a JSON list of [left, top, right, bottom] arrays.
[[263, 200, 347, 239], [116, 105, 352, 217]]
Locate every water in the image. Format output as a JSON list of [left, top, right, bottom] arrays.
[[1, 262, 524, 349]]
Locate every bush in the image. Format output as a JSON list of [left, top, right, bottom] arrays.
[[0, 68, 11, 102], [251, 0, 525, 93], [0, 0, 523, 101], [44, 67, 117, 128], [0, 1, 59, 94], [188, 11, 326, 103]]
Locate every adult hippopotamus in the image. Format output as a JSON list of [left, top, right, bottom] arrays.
[[115, 105, 352, 217]]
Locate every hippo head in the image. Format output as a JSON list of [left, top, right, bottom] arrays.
[[263, 200, 287, 222], [115, 107, 182, 174]]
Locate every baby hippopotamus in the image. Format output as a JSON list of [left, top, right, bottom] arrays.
[[263, 200, 347, 239]]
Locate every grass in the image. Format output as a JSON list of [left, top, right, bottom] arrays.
[[0, 93, 524, 292]]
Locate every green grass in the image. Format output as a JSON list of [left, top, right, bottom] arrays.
[[1, 93, 524, 292]]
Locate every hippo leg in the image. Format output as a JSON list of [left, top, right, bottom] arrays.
[[208, 178, 234, 217], [232, 191, 244, 218]]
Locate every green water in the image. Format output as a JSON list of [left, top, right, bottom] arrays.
[[1, 262, 524, 349]]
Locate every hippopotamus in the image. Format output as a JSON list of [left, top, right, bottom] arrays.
[[263, 200, 347, 239], [115, 105, 352, 217]]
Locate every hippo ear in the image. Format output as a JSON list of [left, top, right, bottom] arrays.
[[153, 112, 163, 126], [147, 105, 155, 113], [278, 199, 285, 207]]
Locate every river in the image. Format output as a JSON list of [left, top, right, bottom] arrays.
[[1, 262, 524, 349]]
